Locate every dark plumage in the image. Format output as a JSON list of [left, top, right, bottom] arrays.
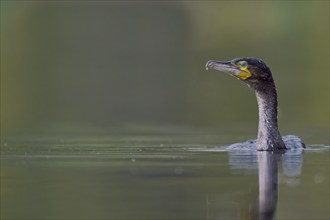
[[206, 57, 305, 151]]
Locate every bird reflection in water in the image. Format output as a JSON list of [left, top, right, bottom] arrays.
[[255, 152, 279, 220], [229, 149, 303, 220]]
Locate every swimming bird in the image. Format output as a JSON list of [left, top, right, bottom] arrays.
[[206, 58, 305, 151]]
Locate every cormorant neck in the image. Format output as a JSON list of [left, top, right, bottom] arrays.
[[254, 81, 286, 150]]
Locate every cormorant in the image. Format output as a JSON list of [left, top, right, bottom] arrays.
[[206, 57, 305, 151]]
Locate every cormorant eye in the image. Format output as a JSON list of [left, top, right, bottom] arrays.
[[240, 61, 248, 68]]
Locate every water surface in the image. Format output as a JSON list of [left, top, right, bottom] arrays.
[[1, 128, 329, 220]]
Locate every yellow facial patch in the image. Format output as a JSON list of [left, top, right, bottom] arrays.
[[238, 69, 251, 80], [237, 61, 252, 80]]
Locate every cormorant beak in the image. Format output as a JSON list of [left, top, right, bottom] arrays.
[[206, 60, 242, 78]]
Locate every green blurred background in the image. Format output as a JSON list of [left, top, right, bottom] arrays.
[[1, 1, 329, 139]]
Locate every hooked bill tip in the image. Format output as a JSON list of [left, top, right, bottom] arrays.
[[205, 60, 214, 71]]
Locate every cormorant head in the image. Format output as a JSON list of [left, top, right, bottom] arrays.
[[206, 57, 274, 90]]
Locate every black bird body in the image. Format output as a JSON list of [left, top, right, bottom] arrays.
[[206, 57, 305, 151]]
